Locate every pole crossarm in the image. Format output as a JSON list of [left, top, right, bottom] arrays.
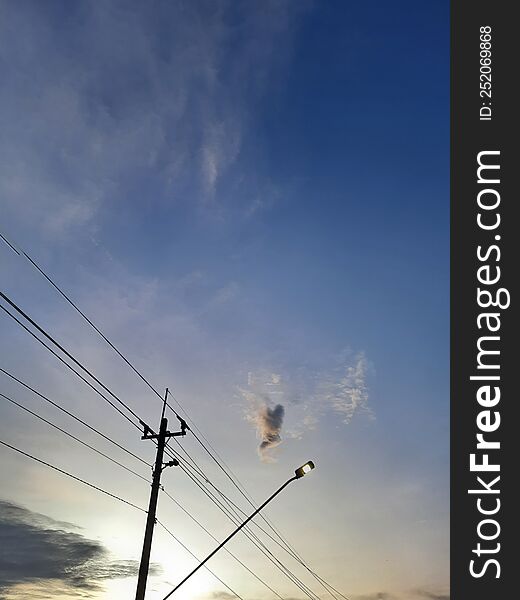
[[140, 420, 187, 441]]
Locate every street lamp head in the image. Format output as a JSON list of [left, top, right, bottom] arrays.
[[295, 460, 315, 479]]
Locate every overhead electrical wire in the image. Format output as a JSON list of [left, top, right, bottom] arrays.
[[0, 290, 142, 424], [0, 232, 183, 418], [0, 391, 149, 482], [0, 296, 178, 470], [0, 293, 206, 491], [0, 319, 327, 600], [0, 367, 150, 467], [0, 302, 179, 479], [0, 290, 186, 462], [0, 302, 140, 429], [0, 438, 146, 512]]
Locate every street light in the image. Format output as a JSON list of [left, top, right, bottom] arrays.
[[295, 460, 315, 479], [161, 461, 316, 600]]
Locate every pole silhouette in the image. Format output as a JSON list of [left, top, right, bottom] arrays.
[[135, 390, 188, 600]]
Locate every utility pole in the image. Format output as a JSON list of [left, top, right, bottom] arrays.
[[135, 389, 188, 600]]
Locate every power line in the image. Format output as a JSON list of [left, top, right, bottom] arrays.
[[0, 291, 185, 464], [0, 302, 140, 429], [0, 373, 270, 596], [0, 438, 146, 512], [0, 235, 192, 477], [0, 232, 183, 420], [0, 231, 20, 255], [1, 416, 314, 600], [2, 236, 270, 500], [1, 388, 290, 599], [0, 367, 150, 467], [165, 454, 306, 597], [195, 467, 348, 600], [0, 391, 150, 482], [0, 290, 142, 424], [3, 383, 287, 599], [165, 395, 347, 600], [0, 300, 180, 491]]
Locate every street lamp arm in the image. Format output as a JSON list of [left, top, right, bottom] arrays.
[[161, 475, 298, 600]]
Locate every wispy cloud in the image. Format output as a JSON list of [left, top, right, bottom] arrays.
[[0, 500, 160, 598], [0, 1, 308, 238], [239, 351, 373, 459], [201, 119, 242, 197], [316, 351, 373, 424]]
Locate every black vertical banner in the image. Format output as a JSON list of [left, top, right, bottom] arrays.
[[452, 1, 517, 599]]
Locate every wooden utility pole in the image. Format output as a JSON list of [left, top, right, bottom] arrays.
[[135, 390, 187, 600]]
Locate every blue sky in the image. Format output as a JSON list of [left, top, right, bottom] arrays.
[[0, 2, 449, 599]]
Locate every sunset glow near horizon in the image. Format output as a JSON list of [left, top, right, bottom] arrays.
[[0, 2, 448, 600]]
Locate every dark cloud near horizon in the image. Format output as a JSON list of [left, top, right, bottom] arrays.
[[353, 590, 449, 600], [0, 500, 160, 598], [211, 592, 239, 600], [414, 590, 450, 600], [354, 594, 395, 600], [208, 590, 449, 600]]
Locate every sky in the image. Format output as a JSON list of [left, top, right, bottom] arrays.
[[0, 2, 449, 600]]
